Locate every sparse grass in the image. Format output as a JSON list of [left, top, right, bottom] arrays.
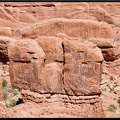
[[0, 65, 20, 108], [115, 23, 120, 28], [117, 98, 120, 107], [110, 76, 114, 81], [1, 65, 9, 88], [6, 99, 17, 108], [3, 86, 18, 98], [8, 88, 18, 96], [1, 74, 5, 77], [13, 109, 17, 113], [101, 93, 108, 97], [114, 82, 119, 86], [101, 87, 107, 91], [107, 104, 117, 113], [2, 66, 7, 72], [106, 83, 119, 93], [106, 84, 113, 93], [3, 85, 20, 108], [113, 84, 119, 88], [3, 91, 8, 100]]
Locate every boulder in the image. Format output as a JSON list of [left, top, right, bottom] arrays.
[[8, 39, 45, 62], [0, 36, 14, 60], [63, 39, 103, 96], [101, 37, 120, 61], [15, 18, 116, 39], [87, 37, 114, 48], [8, 39, 46, 92], [36, 36, 63, 64]]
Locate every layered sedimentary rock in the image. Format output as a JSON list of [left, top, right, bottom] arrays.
[[14, 18, 116, 39], [0, 33, 106, 117], [0, 2, 120, 118], [22, 90, 105, 118]]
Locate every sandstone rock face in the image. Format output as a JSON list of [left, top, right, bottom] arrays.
[[15, 18, 116, 39], [36, 36, 63, 64], [89, 5, 114, 24], [8, 39, 45, 92], [7, 35, 104, 97], [5, 34, 105, 117], [1, 2, 120, 118], [88, 2, 120, 25], [0, 36, 13, 61], [87, 37, 114, 48], [0, 6, 18, 23], [63, 40, 103, 96], [21, 90, 105, 118], [0, 27, 12, 37], [40, 62, 63, 94], [2, 2, 114, 24]]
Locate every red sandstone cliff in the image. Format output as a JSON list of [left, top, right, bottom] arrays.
[[0, 2, 120, 118]]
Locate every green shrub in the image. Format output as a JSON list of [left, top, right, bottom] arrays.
[[106, 83, 118, 93], [106, 84, 113, 93], [11, 99, 17, 107], [115, 24, 120, 28], [8, 88, 18, 96], [107, 104, 117, 112], [2, 79, 7, 87], [6, 100, 17, 108], [3, 92, 8, 100]]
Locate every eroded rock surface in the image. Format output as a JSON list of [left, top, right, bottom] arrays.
[[0, 2, 120, 118]]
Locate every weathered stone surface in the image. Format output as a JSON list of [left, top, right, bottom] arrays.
[[0, 6, 18, 23], [63, 39, 103, 96], [14, 18, 116, 39], [8, 39, 45, 62], [101, 37, 120, 61], [36, 36, 63, 64], [8, 39, 46, 92], [7, 36, 104, 96], [63, 39, 104, 62], [89, 5, 114, 24], [87, 37, 114, 48], [102, 48, 117, 61], [4, 2, 90, 20], [0, 36, 14, 60], [1, 2, 118, 118], [9, 61, 42, 92], [0, 18, 19, 28], [16, 12, 39, 23], [40, 62, 63, 94], [4, 7, 39, 23], [0, 27, 12, 37], [21, 90, 105, 118]]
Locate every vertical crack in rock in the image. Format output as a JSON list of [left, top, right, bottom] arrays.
[[61, 42, 65, 93]]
